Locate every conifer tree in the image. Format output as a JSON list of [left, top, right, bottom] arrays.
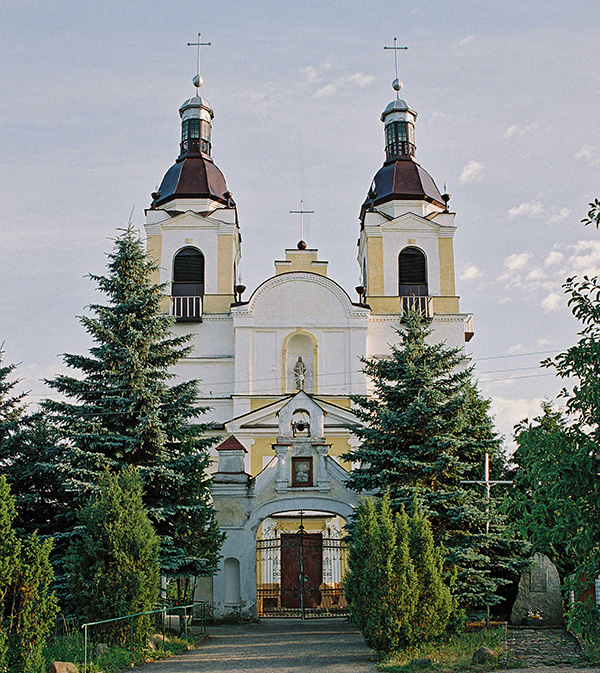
[[0, 476, 58, 673], [42, 228, 223, 587], [67, 467, 159, 642], [344, 312, 526, 610], [409, 507, 454, 642]]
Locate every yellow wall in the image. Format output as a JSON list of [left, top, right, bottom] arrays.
[[438, 238, 457, 296], [217, 235, 235, 294], [203, 294, 235, 313], [365, 237, 384, 296], [146, 235, 162, 285], [250, 437, 278, 475]]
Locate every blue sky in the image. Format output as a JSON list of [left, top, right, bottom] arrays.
[[2, 0, 599, 449]]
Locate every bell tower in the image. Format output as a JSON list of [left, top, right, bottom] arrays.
[[358, 73, 472, 342], [144, 62, 241, 319]]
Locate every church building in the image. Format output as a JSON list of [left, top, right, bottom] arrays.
[[144, 63, 473, 619]]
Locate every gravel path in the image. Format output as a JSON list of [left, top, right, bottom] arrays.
[[134, 618, 377, 673]]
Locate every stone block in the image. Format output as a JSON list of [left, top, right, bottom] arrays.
[[47, 663, 79, 673], [510, 552, 563, 626], [472, 646, 496, 664]]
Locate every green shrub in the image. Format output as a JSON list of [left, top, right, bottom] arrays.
[[67, 467, 160, 644], [0, 475, 58, 673], [346, 493, 454, 654]]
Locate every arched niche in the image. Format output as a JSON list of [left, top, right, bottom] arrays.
[[223, 557, 241, 606], [283, 330, 318, 394]]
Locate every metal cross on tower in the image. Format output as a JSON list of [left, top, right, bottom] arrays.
[[187, 33, 212, 93], [384, 37, 408, 98], [289, 200, 314, 246]]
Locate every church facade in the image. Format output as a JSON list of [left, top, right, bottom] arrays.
[[144, 74, 473, 618]]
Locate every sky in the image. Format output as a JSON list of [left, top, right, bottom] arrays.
[[1, 0, 600, 452]]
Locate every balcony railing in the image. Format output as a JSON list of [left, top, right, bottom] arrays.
[[399, 295, 432, 318], [170, 295, 203, 322]]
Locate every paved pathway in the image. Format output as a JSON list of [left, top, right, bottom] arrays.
[[135, 618, 377, 673], [501, 626, 599, 671]]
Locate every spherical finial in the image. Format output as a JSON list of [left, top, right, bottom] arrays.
[[297, 240, 307, 250], [392, 78, 402, 92], [193, 74, 203, 89]]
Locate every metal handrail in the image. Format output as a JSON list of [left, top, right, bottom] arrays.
[[81, 601, 207, 672]]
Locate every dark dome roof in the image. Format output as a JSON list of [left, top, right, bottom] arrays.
[[363, 158, 444, 211], [152, 155, 228, 208]]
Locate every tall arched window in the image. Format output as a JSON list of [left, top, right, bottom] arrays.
[[172, 247, 204, 321], [399, 247, 428, 315]]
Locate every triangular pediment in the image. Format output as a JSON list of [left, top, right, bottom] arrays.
[[224, 393, 358, 434]]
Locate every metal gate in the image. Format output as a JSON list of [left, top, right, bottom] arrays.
[[256, 531, 349, 618]]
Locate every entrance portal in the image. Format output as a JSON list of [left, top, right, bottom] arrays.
[[256, 512, 349, 618]]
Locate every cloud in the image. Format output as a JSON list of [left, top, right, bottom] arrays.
[[300, 60, 332, 84], [314, 84, 336, 98], [457, 35, 475, 46], [460, 264, 483, 281], [575, 144, 600, 164], [503, 123, 538, 139], [312, 71, 374, 98], [507, 343, 526, 355], [508, 201, 543, 218], [562, 240, 600, 277], [542, 293, 563, 312], [548, 208, 571, 224], [458, 160, 484, 184], [544, 250, 565, 266], [487, 396, 545, 452], [537, 338, 552, 347], [503, 252, 531, 272]]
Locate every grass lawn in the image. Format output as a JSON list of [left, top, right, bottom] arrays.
[[44, 630, 199, 673], [378, 625, 510, 672]]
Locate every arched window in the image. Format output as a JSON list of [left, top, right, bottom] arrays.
[[172, 247, 204, 321], [399, 247, 428, 315]]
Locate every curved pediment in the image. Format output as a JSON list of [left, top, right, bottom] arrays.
[[232, 272, 369, 325]]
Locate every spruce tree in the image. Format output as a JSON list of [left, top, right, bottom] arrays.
[[67, 467, 159, 643], [42, 228, 223, 588], [344, 312, 526, 610]]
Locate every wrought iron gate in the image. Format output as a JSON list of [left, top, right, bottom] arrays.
[[256, 531, 349, 618]]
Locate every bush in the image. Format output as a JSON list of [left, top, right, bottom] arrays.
[[346, 493, 454, 654], [67, 467, 160, 644], [0, 475, 58, 673]]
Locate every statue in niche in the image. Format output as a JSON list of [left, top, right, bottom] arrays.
[[293, 356, 308, 390]]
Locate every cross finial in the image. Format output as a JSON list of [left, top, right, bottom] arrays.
[[289, 200, 314, 248], [384, 37, 408, 98], [187, 33, 212, 94]]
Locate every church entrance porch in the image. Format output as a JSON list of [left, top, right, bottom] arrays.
[[256, 512, 349, 618]]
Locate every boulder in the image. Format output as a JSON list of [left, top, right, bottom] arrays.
[[148, 632, 169, 649], [93, 642, 109, 657], [510, 552, 563, 626], [47, 663, 79, 673], [472, 647, 497, 664]]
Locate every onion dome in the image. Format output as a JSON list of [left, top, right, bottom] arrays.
[[151, 95, 229, 208], [362, 97, 443, 213]]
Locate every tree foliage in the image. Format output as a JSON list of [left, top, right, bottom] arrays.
[[344, 313, 527, 610], [67, 467, 159, 643], [41, 228, 223, 585], [508, 271, 600, 599], [0, 476, 58, 673], [345, 493, 453, 654]]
